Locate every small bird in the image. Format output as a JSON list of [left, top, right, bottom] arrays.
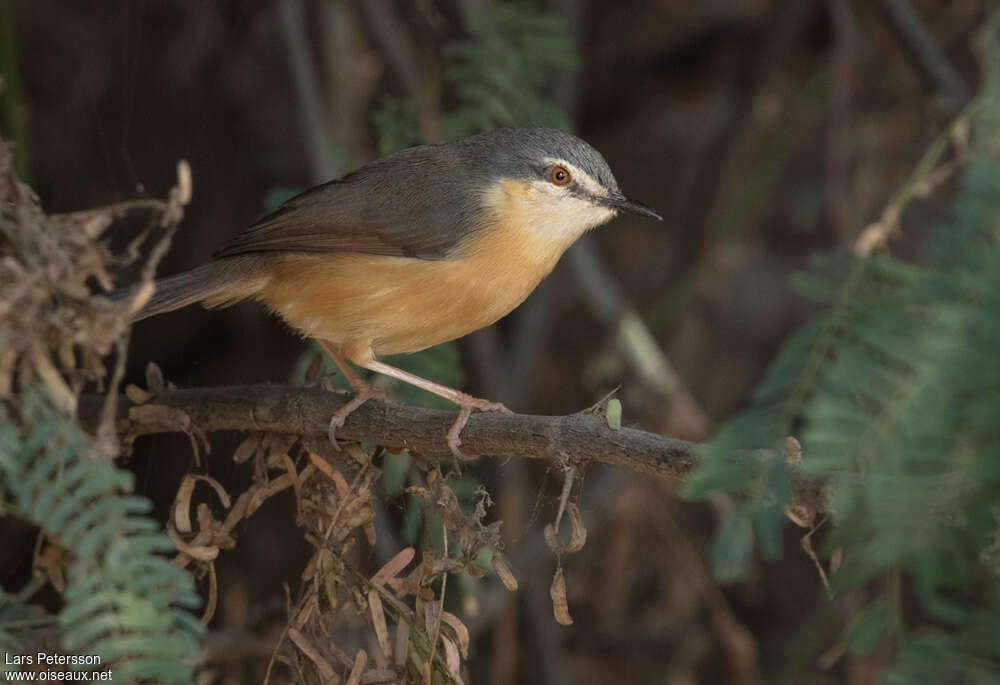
[[130, 127, 661, 458]]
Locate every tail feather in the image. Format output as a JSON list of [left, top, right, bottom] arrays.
[[113, 260, 256, 321]]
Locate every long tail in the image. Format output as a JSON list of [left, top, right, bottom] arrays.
[[113, 259, 258, 321]]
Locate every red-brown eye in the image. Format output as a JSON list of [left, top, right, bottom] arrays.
[[550, 166, 571, 186]]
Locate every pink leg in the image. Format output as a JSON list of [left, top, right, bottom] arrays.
[[317, 340, 386, 447], [359, 359, 512, 461]]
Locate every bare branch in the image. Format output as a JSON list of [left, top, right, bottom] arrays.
[[78, 384, 696, 479], [76, 384, 829, 521]]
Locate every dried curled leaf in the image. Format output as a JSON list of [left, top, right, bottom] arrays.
[[368, 589, 392, 660], [288, 627, 335, 681], [125, 383, 153, 404], [370, 547, 415, 588], [550, 567, 573, 626], [166, 523, 219, 562], [346, 649, 367, 685], [441, 611, 470, 659], [145, 361, 166, 394], [544, 502, 588, 556], [173, 476, 196, 534], [441, 636, 462, 682], [232, 435, 259, 464], [491, 553, 518, 592]]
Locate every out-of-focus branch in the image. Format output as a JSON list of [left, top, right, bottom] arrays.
[[276, 0, 339, 181], [877, 0, 971, 112], [568, 241, 712, 440]]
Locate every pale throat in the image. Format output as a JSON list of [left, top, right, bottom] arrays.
[[483, 177, 616, 258]]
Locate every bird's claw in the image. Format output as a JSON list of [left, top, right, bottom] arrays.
[[327, 383, 386, 449], [446, 398, 512, 467]]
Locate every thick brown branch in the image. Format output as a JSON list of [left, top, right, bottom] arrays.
[[77, 384, 698, 480], [77, 384, 828, 518]]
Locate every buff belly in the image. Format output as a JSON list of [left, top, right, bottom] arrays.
[[253, 229, 564, 356]]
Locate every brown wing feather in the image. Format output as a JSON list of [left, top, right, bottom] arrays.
[[214, 146, 489, 261]]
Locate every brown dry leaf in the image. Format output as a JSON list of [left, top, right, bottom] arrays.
[[281, 452, 303, 514], [393, 620, 410, 668], [436, 486, 466, 532], [565, 502, 588, 553], [331, 469, 351, 499], [195, 504, 215, 540], [232, 435, 259, 464], [441, 636, 462, 682], [549, 568, 573, 626], [145, 361, 166, 394], [173, 476, 197, 534], [405, 486, 432, 501], [31, 349, 75, 414], [368, 590, 392, 660], [166, 523, 219, 562], [491, 553, 518, 592], [288, 627, 336, 681], [370, 547, 415, 588], [219, 491, 251, 539], [335, 498, 375, 541], [125, 383, 153, 404], [544, 502, 588, 555], [247, 473, 295, 517], [344, 443, 370, 467], [784, 436, 803, 465], [441, 612, 469, 659], [309, 451, 339, 480], [346, 649, 367, 685], [201, 563, 218, 625], [785, 503, 815, 528], [193, 474, 231, 509]]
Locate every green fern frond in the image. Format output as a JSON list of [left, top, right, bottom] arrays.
[[1, 393, 201, 682], [684, 11, 1000, 678]]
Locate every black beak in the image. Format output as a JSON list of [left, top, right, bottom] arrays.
[[601, 194, 663, 221]]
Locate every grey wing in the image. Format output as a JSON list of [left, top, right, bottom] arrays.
[[213, 150, 482, 261]]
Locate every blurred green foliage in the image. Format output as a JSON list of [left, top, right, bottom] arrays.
[[1, 395, 202, 681], [373, 1, 575, 154], [684, 14, 1000, 679], [439, 2, 575, 138]]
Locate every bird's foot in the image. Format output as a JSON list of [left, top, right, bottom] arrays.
[[328, 381, 387, 448], [446, 395, 513, 465]]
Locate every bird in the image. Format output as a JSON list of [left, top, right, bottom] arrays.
[[127, 127, 662, 459]]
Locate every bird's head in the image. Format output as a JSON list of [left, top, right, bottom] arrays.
[[465, 127, 661, 248]]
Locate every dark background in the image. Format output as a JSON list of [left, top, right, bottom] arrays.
[[3, 1, 987, 682]]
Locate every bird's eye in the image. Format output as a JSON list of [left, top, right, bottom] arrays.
[[550, 166, 571, 186]]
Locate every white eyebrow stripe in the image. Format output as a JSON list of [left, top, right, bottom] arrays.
[[543, 157, 606, 196]]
